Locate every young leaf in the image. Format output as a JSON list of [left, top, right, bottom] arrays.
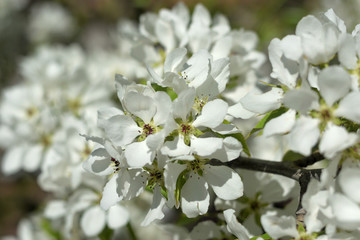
[[250, 233, 274, 240], [248, 107, 288, 137], [175, 169, 189, 208]]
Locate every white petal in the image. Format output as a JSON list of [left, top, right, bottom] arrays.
[[80, 205, 106, 237], [296, 15, 336, 64], [268, 38, 298, 89], [141, 186, 167, 226], [211, 36, 232, 59], [155, 19, 176, 52], [100, 175, 122, 210], [335, 91, 360, 123], [319, 124, 358, 159], [23, 144, 43, 172], [183, 50, 211, 88], [339, 168, 360, 204], [195, 75, 221, 99], [103, 140, 123, 163], [223, 209, 250, 240], [17, 219, 34, 240], [173, 88, 196, 121], [83, 147, 113, 175], [240, 88, 283, 114], [81, 134, 105, 145], [318, 66, 351, 106], [227, 102, 256, 119], [146, 132, 165, 151], [163, 72, 188, 94], [115, 74, 135, 101], [203, 165, 243, 200], [288, 116, 320, 156], [153, 91, 172, 125], [181, 173, 209, 218], [190, 137, 223, 157], [107, 204, 129, 229], [125, 141, 154, 168], [330, 193, 360, 230], [260, 211, 299, 239], [164, 162, 187, 208], [131, 42, 161, 64], [44, 200, 66, 219], [97, 107, 124, 128], [192, 4, 211, 27], [223, 137, 242, 160], [283, 88, 319, 114], [121, 169, 147, 201], [212, 124, 240, 135], [193, 99, 228, 128], [146, 64, 163, 86], [104, 115, 141, 146], [325, 8, 346, 33], [211, 57, 230, 94], [124, 92, 156, 123], [2, 146, 24, 175], [263, 109, 296, 137], [211, 136, 242, 162], [281, 35, 303, 61], [164, 48, 187, 73], [339, 34, 357, 69], [161, 136, 191, 157]]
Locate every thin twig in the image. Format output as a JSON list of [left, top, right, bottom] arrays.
[[209, 154, 323, 228], [209, 155, 321, 182]]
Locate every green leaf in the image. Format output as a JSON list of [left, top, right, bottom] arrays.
[[175, 169, 189, 208], [99, 226, 114, 240], [248, 107, 288, 137], [167, 88, 178, 101], [282, 150, 305, 162], [176, 213, 201, 226], [150, 83, 178, 101], [250, 233, 274, 240], [229, 132, 251, 157], [41, 218, 62, 240], [161, 186, 168, 200]]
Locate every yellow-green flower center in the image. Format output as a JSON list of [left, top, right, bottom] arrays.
[[193, 96, 208, 113], [137, 120, 160, 142]]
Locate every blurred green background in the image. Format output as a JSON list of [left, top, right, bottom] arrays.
[[1, 0, 359, 237]]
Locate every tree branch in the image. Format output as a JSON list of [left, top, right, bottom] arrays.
[[209, 154, 323, 227], [209, 155, 322, 182]]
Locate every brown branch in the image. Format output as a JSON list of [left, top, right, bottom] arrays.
[[209, 154, 323, 227], [209, 155, 322, 182]]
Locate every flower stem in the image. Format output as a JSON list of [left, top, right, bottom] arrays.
[[127, 222, 138, 240]]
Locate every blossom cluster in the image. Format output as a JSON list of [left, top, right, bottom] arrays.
[[0, 2, 359, 240]]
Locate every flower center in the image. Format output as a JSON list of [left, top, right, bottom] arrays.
[[81, 143, 93, 160], [26, 106, 38, 118], [110, 157, 121, 173], [181, 123, 192, 135], [143, 124, 154, 136], [40, 134, 52, 148], [145, 164, 164, 189], [186, 157, 207, 176], [67, 97, 82, 116], [193, 96, 208, 113], [137, 121, 159, 142]]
